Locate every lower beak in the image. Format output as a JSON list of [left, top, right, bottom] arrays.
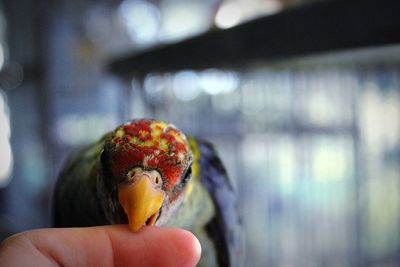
[[118, 175, 165, 232]]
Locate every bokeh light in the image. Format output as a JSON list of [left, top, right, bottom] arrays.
[[172, 71, 202, 101], [118, 0, 160, 45], [0, 91, 12, 187]]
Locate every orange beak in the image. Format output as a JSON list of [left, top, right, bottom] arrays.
[[118, 175, 165, 232]]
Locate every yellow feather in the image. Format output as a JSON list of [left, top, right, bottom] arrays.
[[188, 136, 201, 179]]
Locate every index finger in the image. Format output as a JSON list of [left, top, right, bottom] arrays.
[[0, 225, 201, 267]]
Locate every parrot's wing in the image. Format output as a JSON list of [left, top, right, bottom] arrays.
[[195, 138, 244, 267], [53, 137, 109, 227]]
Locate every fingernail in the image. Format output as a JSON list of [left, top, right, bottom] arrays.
[[193, 236, 202, 257]]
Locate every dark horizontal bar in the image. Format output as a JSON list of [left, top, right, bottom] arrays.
[[108, 0, 400, 77]]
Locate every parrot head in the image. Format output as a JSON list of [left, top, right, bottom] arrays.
[[101, 119, 192, 232]]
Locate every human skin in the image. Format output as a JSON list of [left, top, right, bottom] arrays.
[[0, 225, 201, 267]]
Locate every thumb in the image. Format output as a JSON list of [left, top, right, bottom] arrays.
[[0, 225, 201, 267]]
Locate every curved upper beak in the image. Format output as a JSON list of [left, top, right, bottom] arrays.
[[118, 175, 165, 232]]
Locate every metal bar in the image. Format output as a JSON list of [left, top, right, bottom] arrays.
[[108, 0, 400, 77]]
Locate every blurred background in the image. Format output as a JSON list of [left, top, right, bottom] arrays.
[[0, 0, 399, 266]]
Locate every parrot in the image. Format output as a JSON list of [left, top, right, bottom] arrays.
[[53, 118, 243, 267]]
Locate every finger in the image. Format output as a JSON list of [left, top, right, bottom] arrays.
[[0, 225, 201, 267]]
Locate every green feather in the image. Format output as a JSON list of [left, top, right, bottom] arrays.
[[53, 135, 109, 227]]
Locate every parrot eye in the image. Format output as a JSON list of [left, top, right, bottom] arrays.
[[181, 166, 192, 186]]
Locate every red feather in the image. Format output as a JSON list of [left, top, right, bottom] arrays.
[[107, 119, 191, 191]]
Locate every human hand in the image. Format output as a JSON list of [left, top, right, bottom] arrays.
[[0, 225, 201, 267]]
